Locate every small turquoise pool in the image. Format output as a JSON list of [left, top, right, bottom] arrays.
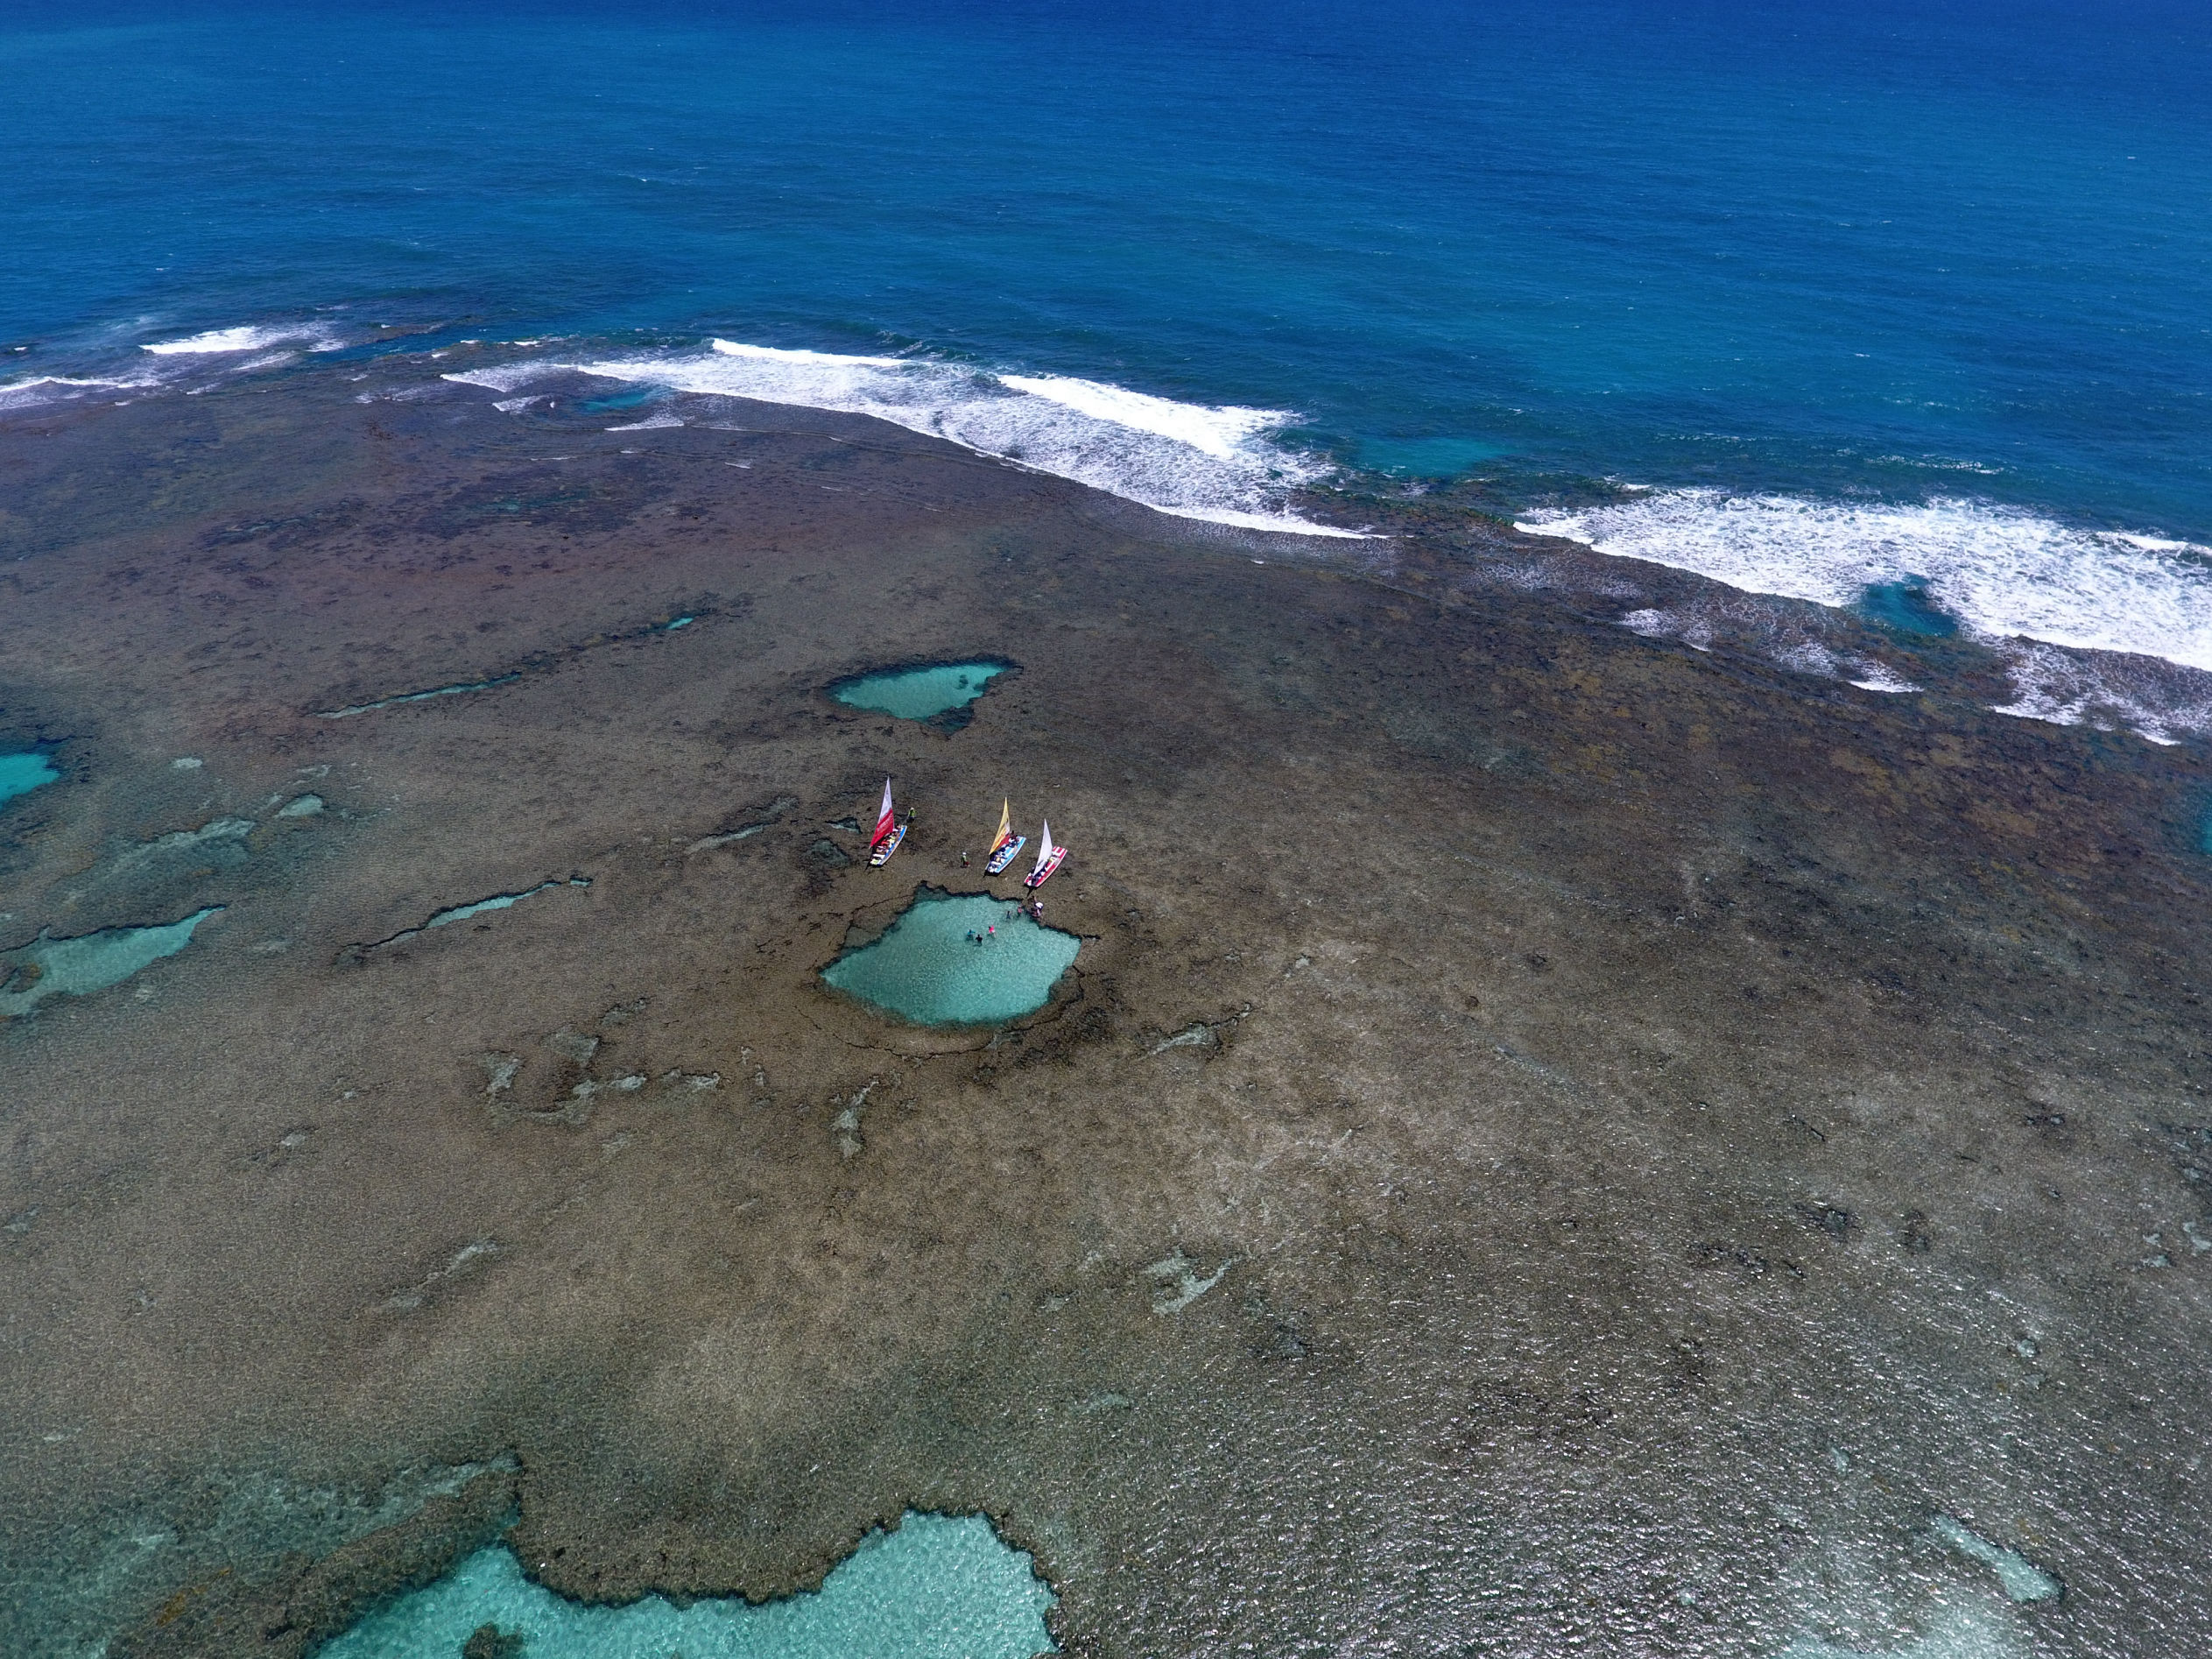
[[318, 1510, 1055, 1659], [1857, 578, 1958, 638], [823, 892, 1078, 1027], [0, 908, 222, 1018], [0, 750, 60, 805], [830, 660, 1011, 724]]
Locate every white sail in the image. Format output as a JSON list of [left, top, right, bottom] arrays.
[[1032, 820, 1053, 877]]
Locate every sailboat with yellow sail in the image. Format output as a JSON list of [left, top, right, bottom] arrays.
[[983, 798, 1027, 875]]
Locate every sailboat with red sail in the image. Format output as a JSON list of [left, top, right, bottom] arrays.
[[1025, 819, 1067, 888], [868, 778, 905, 866]]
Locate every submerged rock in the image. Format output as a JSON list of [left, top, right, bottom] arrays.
[[460, 1623, 524, 1659]]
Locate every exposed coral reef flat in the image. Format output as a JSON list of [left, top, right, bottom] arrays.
[[3, 360, 2209, 1659]]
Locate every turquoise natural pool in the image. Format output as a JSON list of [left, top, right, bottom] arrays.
[[830, 660, 1011, 723], [319, 1510, 1055, 1659], [823, 892, 1078, 1027], [0, 750, 60, 805], [0, 908, 222, 1018]]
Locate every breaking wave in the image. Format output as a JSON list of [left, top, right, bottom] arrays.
[[1, 317, 361, 420], [447, 341, 1371, 537], [1519, 490, 2212, 674], [140, 322, 340, 356], [0, 374, 159, 412]]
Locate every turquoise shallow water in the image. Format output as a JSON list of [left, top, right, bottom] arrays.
[[0, 908, 222, 1018], [319, 1511, 1055, 1659], [831, 661, 1010, 722], [823, 892, 1078, 1026], [0, 752, 59, 805]]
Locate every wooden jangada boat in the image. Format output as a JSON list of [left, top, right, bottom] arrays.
[[1025, 820, 1067, 888], [868, 778, 906, 866], [984, 797, 1027, 875]]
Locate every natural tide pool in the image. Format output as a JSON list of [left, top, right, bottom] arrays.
[[0, 908, 222, 1018], [823, 892, 1078, 1027], [0, 750, 59, 805], [319, 1510, 1055, 1659], [829, 660, 1011, 724]]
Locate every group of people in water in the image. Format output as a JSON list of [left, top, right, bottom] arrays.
[[964, 898, 1045, 945]]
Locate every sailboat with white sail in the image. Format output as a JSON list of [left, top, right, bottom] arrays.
[[1025, 820, 1068, 888], [868, 778, 905, 866], [983, 797, 1027, 875]]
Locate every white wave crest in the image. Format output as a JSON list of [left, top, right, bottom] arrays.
[[0, 374, 159, 411], [453, 340, 1369, 537], [1519, 490, 2212, 673], [440, 364, 556, 395], [142, 324, 329, 356], [993, 373, 1291, 462]]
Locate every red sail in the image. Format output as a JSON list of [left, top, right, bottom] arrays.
[[872, 778, 897, 847]]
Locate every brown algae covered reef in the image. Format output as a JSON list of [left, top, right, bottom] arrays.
[[3, 355, 2211, 1657]]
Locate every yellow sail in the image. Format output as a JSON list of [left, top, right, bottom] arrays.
[[990, 797, 1011, 852]]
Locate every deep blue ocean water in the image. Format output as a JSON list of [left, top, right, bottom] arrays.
[[7, 0, 2212, 663]]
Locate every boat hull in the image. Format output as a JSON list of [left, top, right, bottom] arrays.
[[1025, 848, 1067, 888], [869, 825, 907, 866], [985, 835, 1026, 875]]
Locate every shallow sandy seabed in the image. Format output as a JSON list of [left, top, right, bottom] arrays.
[[2, 357, 2209, 1658]]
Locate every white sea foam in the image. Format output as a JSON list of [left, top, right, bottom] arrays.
[[709, 341, 911, 369], [1990, 639, 2212, 744], [1849, 663, 1921, 694], [440, 364, 555, 395], [0, 374, 159, 411], [994, 373, 1292, 462], [1620, 600, 1920, 691], [451, 340, 1370, 537], [142, 324, 325, 356], [606, 411, 683, 431], [1521, 490, 2212, 673]]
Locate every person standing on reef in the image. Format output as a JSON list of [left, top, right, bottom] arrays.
[[961, 849, 969, 867]]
